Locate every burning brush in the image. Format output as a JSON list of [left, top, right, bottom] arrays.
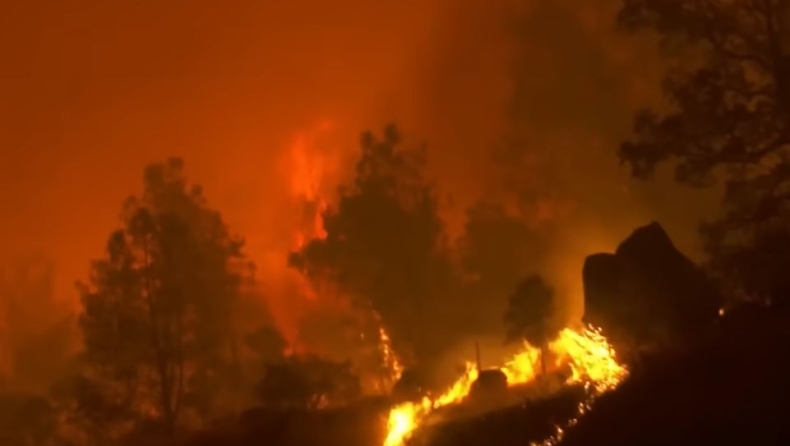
[[382, 325, 628, 446]]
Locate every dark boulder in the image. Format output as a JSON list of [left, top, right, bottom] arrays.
[[583, 222, 720, 360], [468, 369, 509, 407], [392, 368, 429, 403]]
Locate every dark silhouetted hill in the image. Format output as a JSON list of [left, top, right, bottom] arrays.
[[420, 384, 585, 446], [559, 304, 790, 446]]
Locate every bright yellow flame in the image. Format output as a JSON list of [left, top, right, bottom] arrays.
[[552, 326, 627, 393], [382, 325, 628, 446], [501, 346, 540, 384], [520, 326, 629, 446], [383, 363, 478, 446]]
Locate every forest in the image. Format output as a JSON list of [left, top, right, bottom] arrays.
[[2, 1, 790, 445]]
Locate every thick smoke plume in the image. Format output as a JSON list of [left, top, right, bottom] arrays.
[[0, 0, 722, 381]]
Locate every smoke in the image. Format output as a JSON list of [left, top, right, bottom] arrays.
[[0, 256, 78, 393], [0, 0, 722, 372], [390, 0, 722, 322]]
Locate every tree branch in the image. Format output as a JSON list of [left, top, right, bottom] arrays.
[[700, 0, 773, 69]]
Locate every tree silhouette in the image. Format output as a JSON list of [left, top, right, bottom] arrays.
[[616, 0, 790, 303], [78, 158, 253, 436], [504, 275, 559, 375], [289, 125, 462, 366], [459, 201, 548, 335], [256, 356, 361, 409]]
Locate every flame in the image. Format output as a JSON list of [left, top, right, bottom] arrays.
[[379, 326, 404, 385], [278, 125, 408, 388], [552, 326, 627, 393], [287, 120, 335, 201], [526, 328, 629, 446], [382, 325, 628, 446], [384, 363, 479, 446], [263, 121, 340, 350], [287, 121, 335, 247]]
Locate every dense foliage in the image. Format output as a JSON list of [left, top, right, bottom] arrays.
[[77, 158, 255, 436], [617, 0, 790, 304], [289, 126, 464, 366]]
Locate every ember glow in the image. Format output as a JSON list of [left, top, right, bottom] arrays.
[[383, 325, 628, 446], [379, 326, 405, 385]]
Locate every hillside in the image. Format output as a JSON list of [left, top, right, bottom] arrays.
[[558, 305, 790, 446]]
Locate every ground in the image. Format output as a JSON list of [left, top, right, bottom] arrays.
[[183, 304, 790, 446]]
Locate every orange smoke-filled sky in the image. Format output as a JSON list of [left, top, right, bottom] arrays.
[[1, 0, 719, 323]]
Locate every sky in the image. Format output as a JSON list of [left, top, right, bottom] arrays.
[[0, 0, 721, 333]]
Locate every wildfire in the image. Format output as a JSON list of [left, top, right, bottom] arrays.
[[382, 325, 628, 446], [379, 326, 404, 385], [384, 363, 479, 446], [288, 123, 334, 248], [552, 326, 627, 393], [266, 121, 339, 348]]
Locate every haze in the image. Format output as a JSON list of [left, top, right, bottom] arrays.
[[1, 0, 719, 349]]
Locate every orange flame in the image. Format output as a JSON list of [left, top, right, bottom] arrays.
[[260, 121, 340, 352], [274, 120, 401, 382], [287, 120, 336, 247], [383, 325, 628, 446]]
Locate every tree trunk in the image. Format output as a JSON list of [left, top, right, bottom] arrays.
[[142, 238, 177, 437], [155, 320, 176, 437]]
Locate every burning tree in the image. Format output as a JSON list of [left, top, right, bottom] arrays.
[[289, 125, 463, 368], [503, 275, 560, 375], [77, 158, 256, 436], [617, 0, 790, 305]]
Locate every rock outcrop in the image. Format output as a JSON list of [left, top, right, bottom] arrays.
[[583, 222, 720, 358]]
